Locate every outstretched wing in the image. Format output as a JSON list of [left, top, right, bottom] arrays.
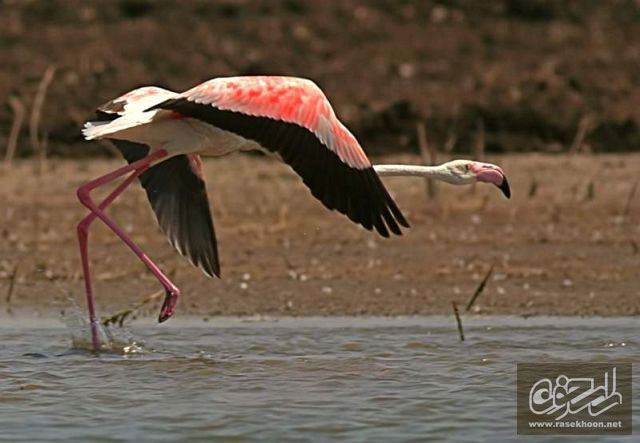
[[92, 109, 220, 277], [149, 76, 409, 237]]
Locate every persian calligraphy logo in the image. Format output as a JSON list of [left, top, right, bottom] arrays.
[[517, 363, 632, 435], [529, 367, 622, 420]]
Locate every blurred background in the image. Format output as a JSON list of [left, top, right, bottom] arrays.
[[1, 0, 639, 318], [2, 0, 640, 158]]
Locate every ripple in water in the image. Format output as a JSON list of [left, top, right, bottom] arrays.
[[0, 316, 638, 442]]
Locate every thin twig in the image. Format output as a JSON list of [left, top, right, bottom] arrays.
[[452, 301, 465, 341], [465, 264, 494, 312], [417, 122, 437, 199], [4, 96, 25, 167], [570, 114, 594, 154], [29, 65, 56, 173]]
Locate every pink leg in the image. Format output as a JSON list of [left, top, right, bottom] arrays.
[[76, 150, 180, 350], [77, 168, 146, 350]]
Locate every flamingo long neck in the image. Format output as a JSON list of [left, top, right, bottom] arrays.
[[373, 164, 456, 184]]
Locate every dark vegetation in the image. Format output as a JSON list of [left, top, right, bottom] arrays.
[[1, 0, 639, 158]]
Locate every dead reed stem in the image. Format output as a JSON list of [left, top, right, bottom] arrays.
[[30, 65, 56, 175], [465, 264, 494, 312], [570, 114, 594, 154], [29, 66, 56, 249], [4, 96, 25, 167], [452, 301, 464, 341]]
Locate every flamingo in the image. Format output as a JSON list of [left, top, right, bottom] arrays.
[[79, 76, 510, 349]]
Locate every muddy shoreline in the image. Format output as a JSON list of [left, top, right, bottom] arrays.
[[1, 154, 639, 320]]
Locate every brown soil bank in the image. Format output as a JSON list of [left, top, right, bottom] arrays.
[[1, 154, 639, 319], [1, 0, 640, 158]]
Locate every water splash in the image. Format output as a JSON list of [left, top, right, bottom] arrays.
[[60, 303, 145, 355]]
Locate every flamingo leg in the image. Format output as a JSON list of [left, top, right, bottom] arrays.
[[76, 149, 180, 351], [77, 168, 146, 350]]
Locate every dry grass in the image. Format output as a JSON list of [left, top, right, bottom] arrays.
[[3, 97, 25, 168]]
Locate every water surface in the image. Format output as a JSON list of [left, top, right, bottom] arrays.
[[0, 316, 638, 442]]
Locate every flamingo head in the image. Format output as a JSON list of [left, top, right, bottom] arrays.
[[445, 160, 511, 198]]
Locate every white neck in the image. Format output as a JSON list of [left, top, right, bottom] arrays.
[[373, 164, 457, 184]]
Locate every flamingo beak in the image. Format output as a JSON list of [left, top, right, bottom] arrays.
[[497, 176, 511, 199], [471, 162, 511, 199]]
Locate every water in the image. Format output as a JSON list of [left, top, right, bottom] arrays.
[[0, 316, 637, 442]]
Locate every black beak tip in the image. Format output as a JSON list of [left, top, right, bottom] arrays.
[[497, 177, 511, 199]]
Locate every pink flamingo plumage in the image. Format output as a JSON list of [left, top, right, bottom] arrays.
[[79, 76, 510, 350]]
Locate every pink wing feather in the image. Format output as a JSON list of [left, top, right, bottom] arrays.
[[147, 75, 409, 237], [183, 77, 370, 169]]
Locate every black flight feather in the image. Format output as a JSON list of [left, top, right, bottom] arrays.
[[148, 98, 409, 236], [94, 109, 220, 277]]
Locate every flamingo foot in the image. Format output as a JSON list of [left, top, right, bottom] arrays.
[[158, 288, 180, 323]]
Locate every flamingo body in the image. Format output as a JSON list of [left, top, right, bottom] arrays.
[[85, 76, 409, 244], [78, 75, 510, 349]]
